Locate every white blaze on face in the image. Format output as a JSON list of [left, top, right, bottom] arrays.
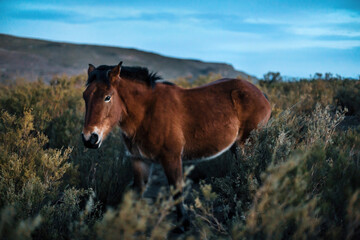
[[82, 126, 105, 144], [93, 126, 104, 144]]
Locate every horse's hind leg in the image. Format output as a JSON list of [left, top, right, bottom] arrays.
[[131, 158, 152, 195]]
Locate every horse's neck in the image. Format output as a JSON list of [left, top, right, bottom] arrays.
[[116, 79, 152, 137]]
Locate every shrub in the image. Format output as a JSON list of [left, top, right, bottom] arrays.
[[258, 77, 360, 117], [0, 110, 79, 239], [0, 206, 42, 240], [238, 130, 360, 239], [0, 76, 132, 207], [335, 81, 360, 116], [1, 74, 359, 239], [0, 110, 71, 210], [0, 77, 133, 239], [96, 190, 174, 240], [263, 72, 282, 84], [190, 104, 359, 239]]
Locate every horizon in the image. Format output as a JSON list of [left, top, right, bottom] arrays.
[[1, 0, 360, 78]]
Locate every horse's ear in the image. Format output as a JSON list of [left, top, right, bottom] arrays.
[[88, 64, 95, 75], [111, 61, 122, 78], [110, 62, 123, 83]]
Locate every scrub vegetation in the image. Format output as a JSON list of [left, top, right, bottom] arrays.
[[0, 72, 359, 239]]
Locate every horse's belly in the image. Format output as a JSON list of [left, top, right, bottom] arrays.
[[182, 138, 236, 162]]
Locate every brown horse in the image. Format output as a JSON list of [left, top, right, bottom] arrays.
[[82, 62, 271, 229]]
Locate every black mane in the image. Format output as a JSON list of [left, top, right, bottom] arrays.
[[86, 65, 162, 88]]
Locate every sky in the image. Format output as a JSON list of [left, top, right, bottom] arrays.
[[1, 0, 360, 78]]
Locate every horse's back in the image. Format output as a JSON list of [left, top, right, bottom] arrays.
[[157, 78, 271, 130], [183, 78, 270, 115]]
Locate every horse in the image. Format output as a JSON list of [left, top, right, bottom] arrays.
[[81, 61, 271, 230]]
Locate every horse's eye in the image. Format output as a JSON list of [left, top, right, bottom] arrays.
[[104, 96, 111, 102]]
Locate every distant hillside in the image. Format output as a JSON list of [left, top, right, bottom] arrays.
[[0, 34, 255, 83]]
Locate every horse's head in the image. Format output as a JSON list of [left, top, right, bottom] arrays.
[[82, 62, 124, 149]]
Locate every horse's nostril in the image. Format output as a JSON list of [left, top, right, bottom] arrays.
[[89, 133, 99, 145]]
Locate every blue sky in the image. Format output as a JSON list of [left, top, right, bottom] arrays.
[[1, 0, 359, 78]]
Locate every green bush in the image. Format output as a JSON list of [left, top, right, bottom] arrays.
[[258, 77, 360, 117], [190, 105, 359, 239], [0, 110, 77, 240], [0, 74, 359, 239], [0, 77, 132, 239], [237, 130, 360, 239], [0, 76, 132, 206], [96, 190, 174, 240], [0, 110, 71, 210], [335, 81, 360, 116]]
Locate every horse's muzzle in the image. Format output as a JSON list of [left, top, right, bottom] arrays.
[[82, 133, 100, 149]]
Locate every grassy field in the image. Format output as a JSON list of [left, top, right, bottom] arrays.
[[0, 73, 359, 239]]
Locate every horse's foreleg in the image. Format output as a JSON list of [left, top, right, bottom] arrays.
[[131, 158, 151, 195], [160, 155, 190, 231]]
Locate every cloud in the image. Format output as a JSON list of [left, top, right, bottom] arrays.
[[290, 27, 360, 37], [8, 9, 85, 23], [294, 40, 360, 49], [3, 2, 360, 56], [4, 3, 188, 23], [7, 3, 238, 24], [243, 18, 286, 25], [319, 10, 360, 24], [244, 9, 360, 26], [4, 3, 250, 27], [218, 40, 360, 52]]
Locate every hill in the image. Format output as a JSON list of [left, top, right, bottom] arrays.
[[0, 34, 253, 83]]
